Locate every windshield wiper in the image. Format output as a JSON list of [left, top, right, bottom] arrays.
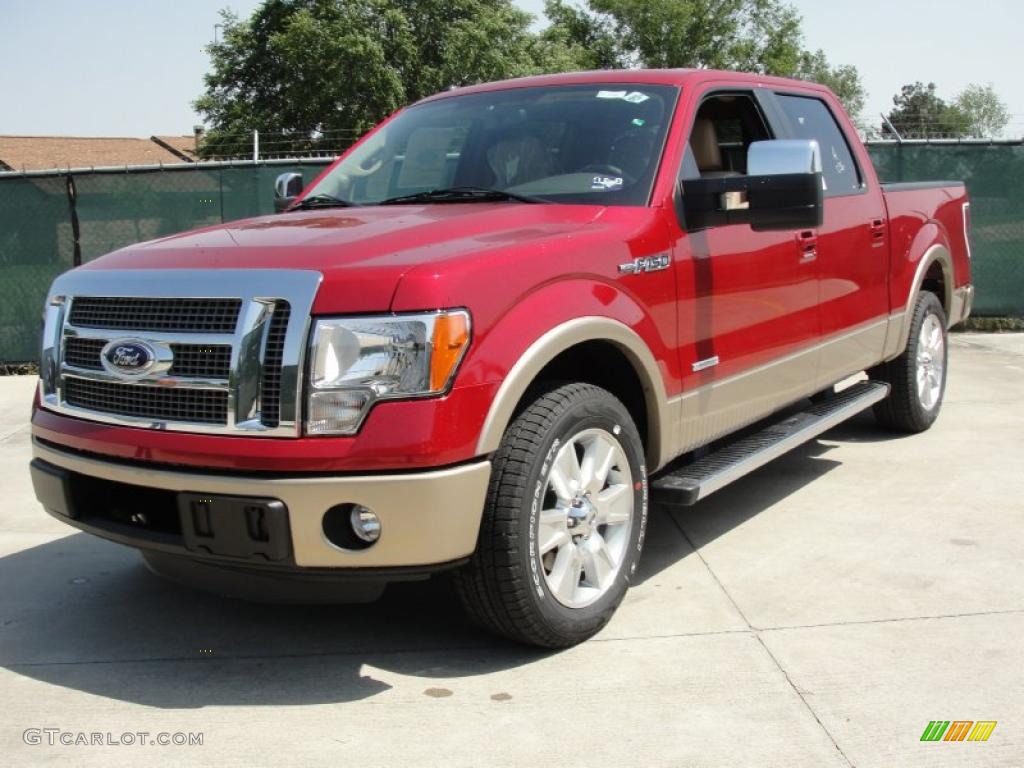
[[377, 186, 546, 205], [289, 194, 358, 210]]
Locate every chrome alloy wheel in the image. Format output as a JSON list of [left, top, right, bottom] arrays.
[[916, 313, 946, 411], [537, 428, 635, 608]]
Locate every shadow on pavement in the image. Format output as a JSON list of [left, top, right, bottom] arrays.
[[0, 422, 868, 708]]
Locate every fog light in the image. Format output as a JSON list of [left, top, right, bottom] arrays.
[[350, 505, 381, 543], [323, 503, 381, 550]]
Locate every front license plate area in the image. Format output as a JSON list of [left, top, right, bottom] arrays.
[[177, 493, 290, 562]]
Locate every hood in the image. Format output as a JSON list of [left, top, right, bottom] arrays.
[[83, 204, 606, 313]]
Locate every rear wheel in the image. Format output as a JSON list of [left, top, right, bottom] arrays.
[[455, 383, 647, 648], [871, 292, 948, 432]]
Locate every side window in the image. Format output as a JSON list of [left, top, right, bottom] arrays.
[[682, 93, 772, 181], [776, 94, 862, 197]]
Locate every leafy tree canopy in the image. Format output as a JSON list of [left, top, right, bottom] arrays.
[[195, 0, 581, 157], [543, 0, 866, 119], [884, 82, 969, 139], [196, 0, 870, 156], [884, 81, 1011, 139], [954, 83, 1010, 139]]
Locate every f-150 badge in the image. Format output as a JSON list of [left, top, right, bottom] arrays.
[[618, 253, 671, 275]]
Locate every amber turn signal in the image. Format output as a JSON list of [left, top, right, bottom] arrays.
[[430, 312, 471, 392]]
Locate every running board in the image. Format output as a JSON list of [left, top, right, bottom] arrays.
[[652, 381, 890, 507]]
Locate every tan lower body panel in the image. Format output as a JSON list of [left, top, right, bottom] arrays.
[[33, 441, 491, 568], [818, 318, 889, 388], [674, 318, 889, 456]]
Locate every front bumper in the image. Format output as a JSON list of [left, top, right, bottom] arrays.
[[31, 440, 490, 569]]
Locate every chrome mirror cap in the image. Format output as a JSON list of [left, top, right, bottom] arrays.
[[747, 140, 822, 177]]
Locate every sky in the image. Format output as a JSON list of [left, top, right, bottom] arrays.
[[0, 0, 1019, 138]]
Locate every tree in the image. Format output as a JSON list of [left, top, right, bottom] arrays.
[[884, 82, 969, 139], [954, 83, 1010, 138], [795, 49, 866, 122], [542, 1, 866, 119], [195, 0, 585, 158], [541, 0, 620, 70], [544, 0, 803, 73]]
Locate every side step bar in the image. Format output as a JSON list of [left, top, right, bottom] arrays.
[[652, 381, 890, 507]]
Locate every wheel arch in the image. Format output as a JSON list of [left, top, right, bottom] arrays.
[[475, 317, 675, 472], [887, 241, 954, 359]]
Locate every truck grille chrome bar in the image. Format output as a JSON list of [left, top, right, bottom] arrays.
[[64, 336, 233, 379], [39, 269, 322, 437]]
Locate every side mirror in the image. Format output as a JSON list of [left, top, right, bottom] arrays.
[[680, 139, 823, 232], [274, 172, 304, 212]]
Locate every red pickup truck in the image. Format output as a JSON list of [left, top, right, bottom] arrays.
[[30, 70, 973, 648]]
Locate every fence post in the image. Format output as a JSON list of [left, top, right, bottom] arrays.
[[65, 173, 82, 267], [253, 130, 259, 164]]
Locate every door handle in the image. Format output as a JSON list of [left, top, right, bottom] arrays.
[[796, 230, 817, 262], [869, 218, 886, 247]]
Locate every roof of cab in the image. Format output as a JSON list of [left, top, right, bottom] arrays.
[[416, 69, 832, 105]]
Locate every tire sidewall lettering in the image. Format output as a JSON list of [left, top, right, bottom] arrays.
[[529, 437, 561, 600]]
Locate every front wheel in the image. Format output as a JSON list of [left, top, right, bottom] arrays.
[[454, 383, 648, 648], [871, 291, 948, 432]]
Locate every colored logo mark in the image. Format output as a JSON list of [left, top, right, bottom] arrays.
[[920, 720, 997, 742]]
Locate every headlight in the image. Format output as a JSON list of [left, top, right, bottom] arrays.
[[306, 310, 470, 435]]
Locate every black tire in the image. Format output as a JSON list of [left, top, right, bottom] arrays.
[[454, 383, 648, 648], [871, 291, 948, 433]]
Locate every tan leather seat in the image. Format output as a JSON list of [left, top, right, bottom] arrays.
[[690, 118, 741, 178]]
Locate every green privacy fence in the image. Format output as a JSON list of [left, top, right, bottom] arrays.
[[0, 160, 331, 362], [1, 144, 1022, 361], [867, 142, 1024, 318]]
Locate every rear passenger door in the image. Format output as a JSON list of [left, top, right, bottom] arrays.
[[771, 92, 890, 388]]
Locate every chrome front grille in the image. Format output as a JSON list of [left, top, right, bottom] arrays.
[[63, 337, 233, 379], [40, 269, 322, 437], [64, 378, 229, 424], [62, 337, 106, 370], [259, 302, 291, 429], [68, 297, 242, 333], [169, 344, 233, 379]]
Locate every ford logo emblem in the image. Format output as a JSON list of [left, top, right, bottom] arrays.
[[100, 339, 157, 377]]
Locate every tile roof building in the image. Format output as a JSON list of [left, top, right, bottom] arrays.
[[0, 135, 198, 172]]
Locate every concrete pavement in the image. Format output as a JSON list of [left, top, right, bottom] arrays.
[[1, 333, 1022, 766]]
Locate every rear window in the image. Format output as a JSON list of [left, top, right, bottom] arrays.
[[776, 94, 862, 197]]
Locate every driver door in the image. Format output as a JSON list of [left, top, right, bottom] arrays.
[[671, 89, 822, 451]]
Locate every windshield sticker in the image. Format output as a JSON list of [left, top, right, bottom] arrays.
[[596, 90, 651, 104], [591, 175, 624, 191]]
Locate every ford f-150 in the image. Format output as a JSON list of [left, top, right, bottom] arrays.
[[30, 69, 973, 647]]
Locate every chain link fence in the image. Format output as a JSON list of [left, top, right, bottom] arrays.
[[1, 145, 1021, 362]]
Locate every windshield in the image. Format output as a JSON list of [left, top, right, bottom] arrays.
[[304, 84, 679, 207]]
